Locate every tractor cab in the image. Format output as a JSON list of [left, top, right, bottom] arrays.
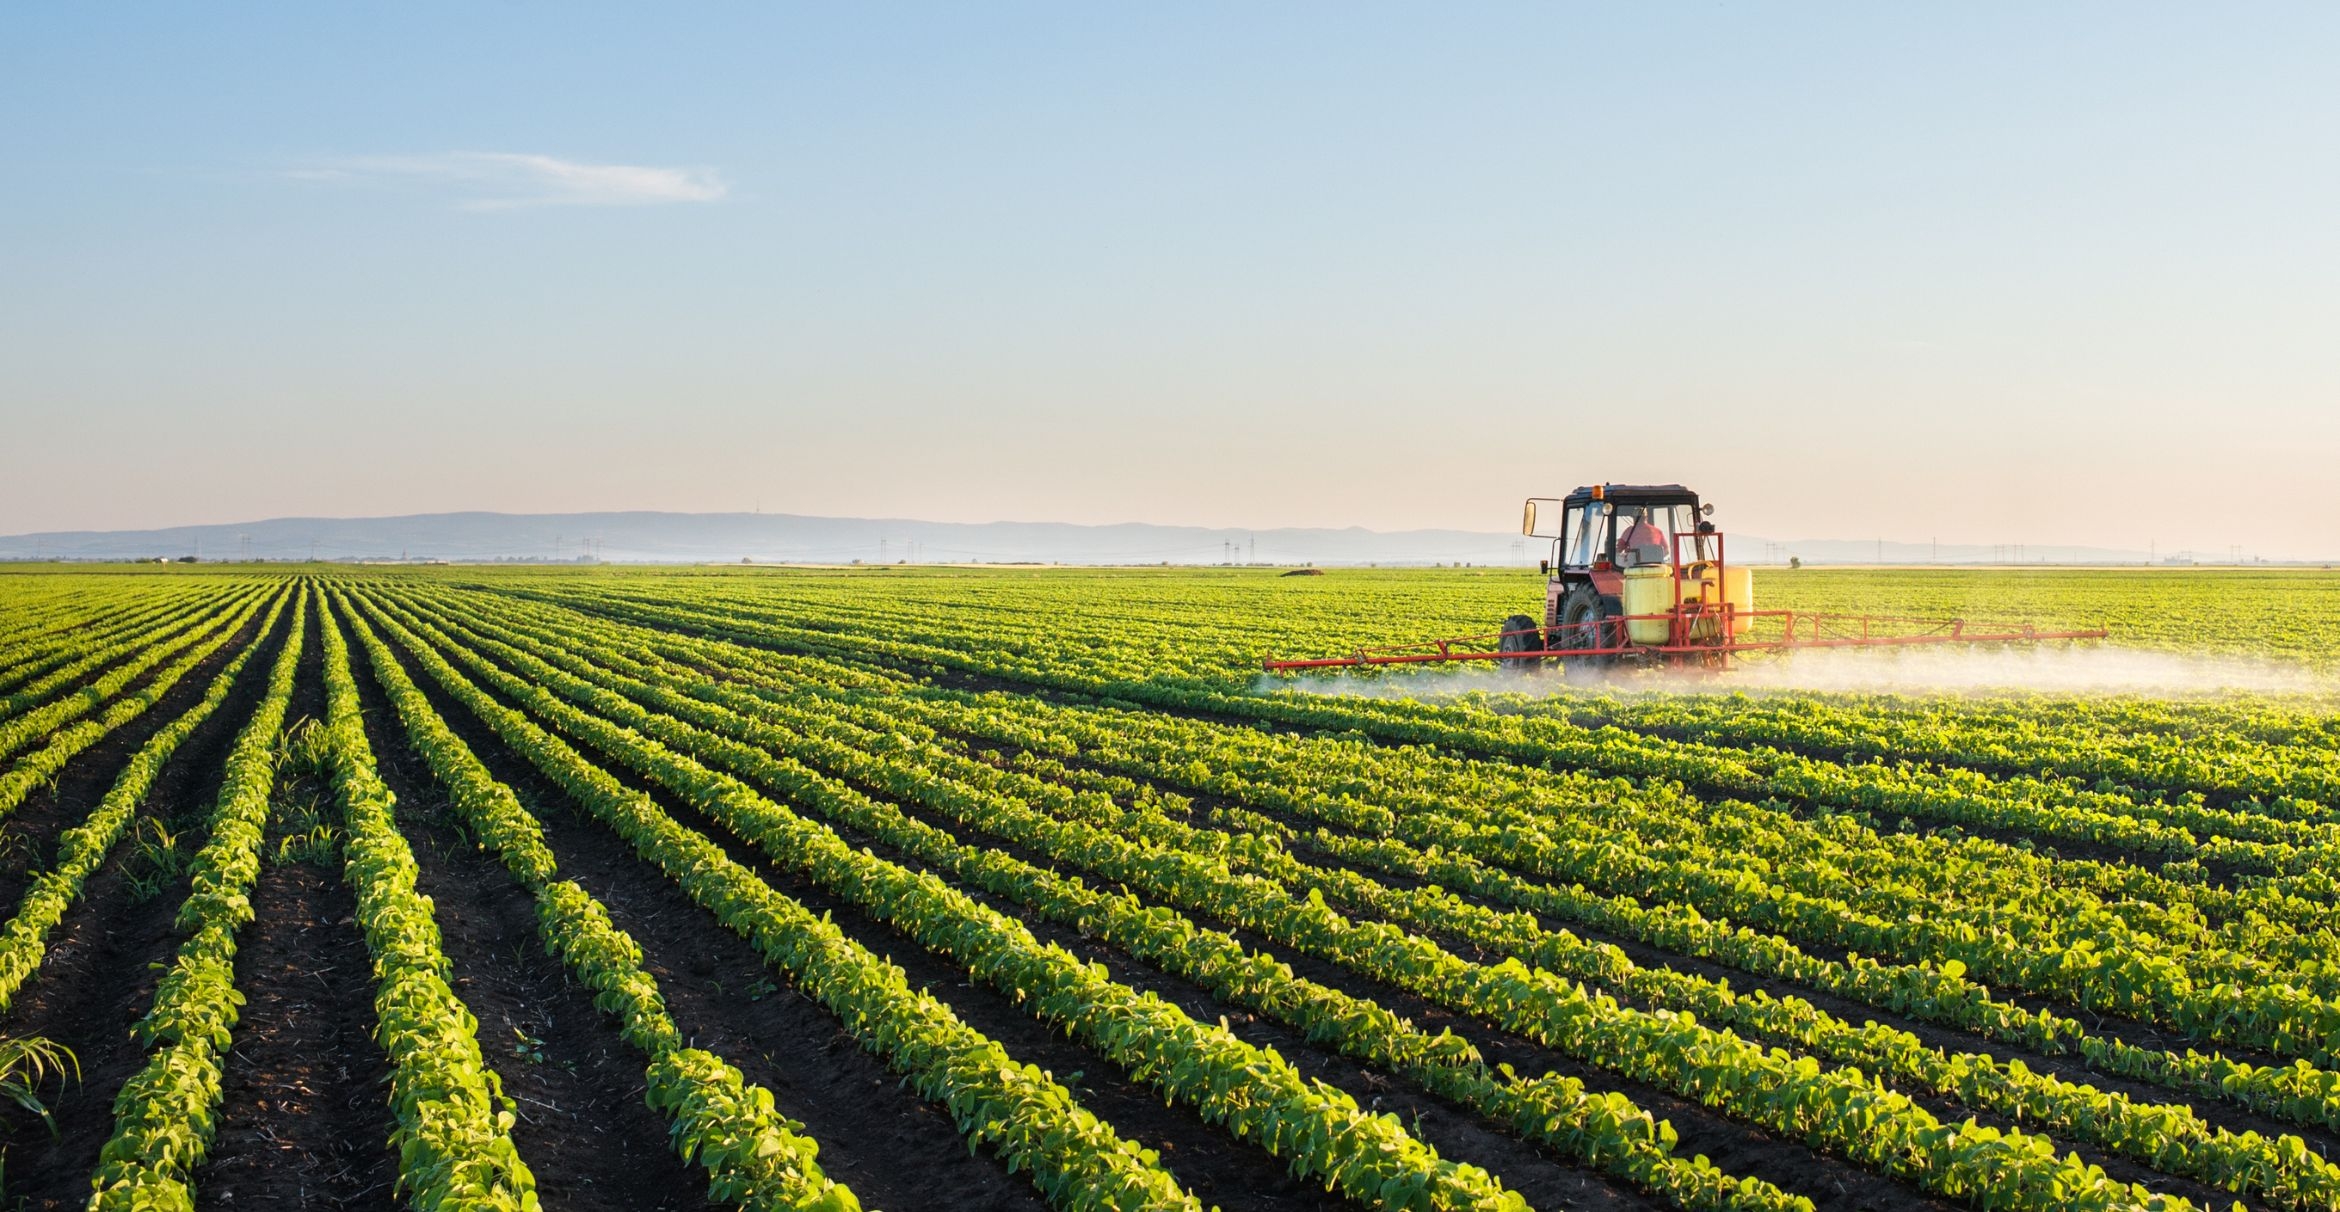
[[1511, 483, 1726, 657]]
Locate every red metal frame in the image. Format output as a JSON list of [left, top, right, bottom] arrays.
[[1261, 616, 2110, 670], [1262, 530, 2108, 672]]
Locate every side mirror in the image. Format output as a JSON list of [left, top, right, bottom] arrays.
[[1701, 503, 1716, 517]]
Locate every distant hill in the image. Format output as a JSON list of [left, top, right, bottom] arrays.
[[0, 511, 1530, 566], [0, 510, 2190, 566]]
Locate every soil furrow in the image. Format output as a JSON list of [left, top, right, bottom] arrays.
[[348, 645, 705, 1211], [0, 603, 285, 1209], [381, 632, 1060, 1212], [199, 600, 400, 1212]]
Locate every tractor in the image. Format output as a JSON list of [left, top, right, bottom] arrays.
[[1263, 483, 2105, 674]]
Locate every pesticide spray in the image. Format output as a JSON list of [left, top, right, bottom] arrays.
[[1256, 645, 2333, 701]]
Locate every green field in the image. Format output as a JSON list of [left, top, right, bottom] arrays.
[[2, 565, 2337, 1212]]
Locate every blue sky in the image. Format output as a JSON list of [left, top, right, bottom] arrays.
[[5, 4, 2336, 557]]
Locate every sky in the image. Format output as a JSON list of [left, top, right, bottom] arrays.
[[4, 4, 2337, 559]]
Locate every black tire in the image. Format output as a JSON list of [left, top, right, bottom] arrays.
[[1496, 613, 1544, 662], [1556, 586, 1606, 648], [1557, 586, 1616, 681]]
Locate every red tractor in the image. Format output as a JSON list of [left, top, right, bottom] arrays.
[[1264, 483, 2105, 674]]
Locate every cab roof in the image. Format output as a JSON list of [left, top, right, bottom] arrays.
[[1562, 483, 1701, 507]]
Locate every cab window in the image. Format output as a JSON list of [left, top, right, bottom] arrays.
[[1564, 502, 1611, 567]]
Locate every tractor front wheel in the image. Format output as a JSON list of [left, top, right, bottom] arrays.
[[1497, 613, 1544, 663], [1558, 587, 1616, 682]]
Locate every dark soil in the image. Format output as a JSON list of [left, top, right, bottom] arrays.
[[197, 855, 400, 1210], [347, 639, 703, 1211], [573, 757, 1353, 1212], [373, 620, 1057, 1212], [0, 601, 286, 1209], [945, 717, 2282, 1205], [0, 592, 233, 700], [0, 595, 197, 700], [714, 618, 2258, 889], [712, 652, 2275, 1207], [678, 695, 1950, 1212], [734, 767, 1668, 1212], [1087, 674, 2264, 890], [415, 593, 2337, 1206], [963, 707, 2340, 1162], [1258, 849, 2228, 1208], [401, 592, 1927, 1209], [1302, 836, 2340, 1160], [898, 686, 2331, 1083], [199, 598, 400, 1211], [0, 599, 279, 913]]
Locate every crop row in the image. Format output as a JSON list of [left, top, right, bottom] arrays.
[[349, 588, 1554, 1212], [383, 585, 2198, 1212], [89, 586, 310, 1209], [0, 589, 290, 1016], [344, 587, 1208, 1211], [374, 587, 1811, 1212], [0, 584, 230, 703], [460, 585, 2340, 1209], [0, 585, 272, 764], [580, 577, 2340, 877], [729, 627, 2340, 1142], [1512, 691, 2340, 824], [651, 581, 2335, 875], [333, 589, 863, 1212], [525, 581, 2340, 1062], [314, 593, 541, 1209], [466, 583, 2340, 1140], [0, 591, 280, 822]]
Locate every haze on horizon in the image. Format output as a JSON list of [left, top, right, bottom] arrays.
[[5, 5, 2336, 559]]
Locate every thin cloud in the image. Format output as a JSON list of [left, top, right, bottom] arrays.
[[290, 151, 726, 210]]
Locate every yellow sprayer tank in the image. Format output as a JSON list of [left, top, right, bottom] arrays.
[[1621, 566, 1674, 644], [1680, 562, 1756, 639]]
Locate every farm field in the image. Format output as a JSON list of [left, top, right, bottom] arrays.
[[1, 565, 2337, 1212]]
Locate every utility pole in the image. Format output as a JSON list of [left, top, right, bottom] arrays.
[[1248, 533, 1255, 565]]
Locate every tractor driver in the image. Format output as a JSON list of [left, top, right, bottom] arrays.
[[1617, 508, 1669, 568]]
